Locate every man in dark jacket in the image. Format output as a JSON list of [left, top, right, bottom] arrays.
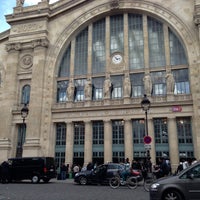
[[1, 161, 10, 183]]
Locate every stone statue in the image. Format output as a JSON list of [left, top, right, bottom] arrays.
[[123, 74, 131, 97], [17, 0, 25, 7], [143, 74, 152, 95], [84, 79, 92, 100], [67, 79, 75, 101], [166, 72, 175, 94], [104, 76, 112, 99]]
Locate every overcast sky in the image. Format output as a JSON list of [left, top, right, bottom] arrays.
[[0, 0, 59, 33]]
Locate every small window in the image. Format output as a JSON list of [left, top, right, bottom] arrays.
[[21, 85, 30, 104]]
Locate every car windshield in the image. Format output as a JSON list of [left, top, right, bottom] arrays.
[[180, 164, 200, 179]]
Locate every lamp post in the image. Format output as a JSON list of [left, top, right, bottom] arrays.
[[141, 94, 151, 158], [16, 104, 29, 157]]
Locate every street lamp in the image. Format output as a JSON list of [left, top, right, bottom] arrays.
[[141, 94, 151, 136], [16, 104, 29, 157], [21, 104, 29, 123], [141, 94, 151, 158]]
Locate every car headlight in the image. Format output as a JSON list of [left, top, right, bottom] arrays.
[[75, 173, 79, 177], [151, 183, 160, 189]]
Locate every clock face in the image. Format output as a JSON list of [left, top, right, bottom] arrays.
[[112, 54, 123, 64]]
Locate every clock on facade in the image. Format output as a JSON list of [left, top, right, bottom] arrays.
[[112, 54, 123, 64]]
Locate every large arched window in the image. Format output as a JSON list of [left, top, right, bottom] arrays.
[[57, 13, 189, 102]]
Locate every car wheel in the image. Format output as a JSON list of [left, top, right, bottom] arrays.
[[163, 190, 182, 200], [79, 176, 87, 185], [32, 175, 40, 183]]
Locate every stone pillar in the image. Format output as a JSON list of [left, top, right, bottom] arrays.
[[104, 120, 112, 163], [168, 117, 179, 172], [0, 43, 20, 161], [84, 121, 93, 166], [148, 117, 156, 165], [65, 122, 74, 166], [23, 39, 48, 156], [124, 119, 133, 160]]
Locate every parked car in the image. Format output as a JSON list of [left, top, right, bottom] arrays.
[[74, 163, 124, 185], [6, 157, 57, 183], [149, 161, 200, 200]]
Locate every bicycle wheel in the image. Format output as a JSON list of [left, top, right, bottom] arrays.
[[127, 176, 138, 189], [144, 178, 154, 192], [109, 176, 120, 189]]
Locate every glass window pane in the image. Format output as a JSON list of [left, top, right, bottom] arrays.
[[57, 81, 68, 102], [92, 77, 104, 100], [153, 118, 168, 144], [133, 119, 145, 144], [74, 79, 86, 101], [169, 29, 187, 66], [93, 121, 104, 145], [148, 17, 166, 67], [151, 71, 166, 96], [59, 44, 71, 77], [173, 69, 190, 94], [74, 122, 85, 145], [21, 85, 31, 104], [110, 15, 124, 54], [92, 19, 106, 74], [111, 75, 123, 99], [130, 73, 144, 97], [74, 28, 88, 75], [177, 117, 192, 144], [128, 14, 144, 69], [112, 120, 124, 144]]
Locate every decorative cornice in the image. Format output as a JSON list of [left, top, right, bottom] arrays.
[[6, 38, 49, 52]]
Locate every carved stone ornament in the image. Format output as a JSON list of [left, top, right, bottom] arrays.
[[110, 0, 119, 9], [32, 38, 49, 48], [20, 54, 33, 69], [6, 43, 21, 52]]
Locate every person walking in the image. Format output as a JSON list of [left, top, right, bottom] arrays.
[[60, 163, 67, 180]]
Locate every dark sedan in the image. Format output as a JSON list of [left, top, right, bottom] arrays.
[[74, 163, 124, 185]]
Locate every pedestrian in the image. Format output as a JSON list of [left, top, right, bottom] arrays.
[[60, 163, 67, 180], [86, 162, 94, 171], [1, 161, 10, 183], [191, 157, 197, 165], [73, 164, 79, 177]]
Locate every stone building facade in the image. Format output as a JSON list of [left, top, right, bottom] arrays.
[[0, 0, 200, 171]]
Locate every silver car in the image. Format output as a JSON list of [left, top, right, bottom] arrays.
[[150, 161, 200, 200]]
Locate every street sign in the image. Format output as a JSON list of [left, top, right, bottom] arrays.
[[144, 144, 151, 150], [143, 135, 152, 144]]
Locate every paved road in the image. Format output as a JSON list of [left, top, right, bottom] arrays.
[[0, 179, 149, 200]]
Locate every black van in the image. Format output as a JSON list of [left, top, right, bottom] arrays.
[[7, 157, 57, 183]]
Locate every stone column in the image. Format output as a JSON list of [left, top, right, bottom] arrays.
[[65, 122, 74, 166], [124, 119, 133, 160], [84, 121, 93, 166], [168, 117, 179, 172], [0, 43, 20, 161], [148, 117, 156, 165], [104, 120, 112, 163], [23, 39, 48, 156]]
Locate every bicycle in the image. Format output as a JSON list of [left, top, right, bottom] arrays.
[[143, 172, 155, 191], [109, 174, 138, 189]]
